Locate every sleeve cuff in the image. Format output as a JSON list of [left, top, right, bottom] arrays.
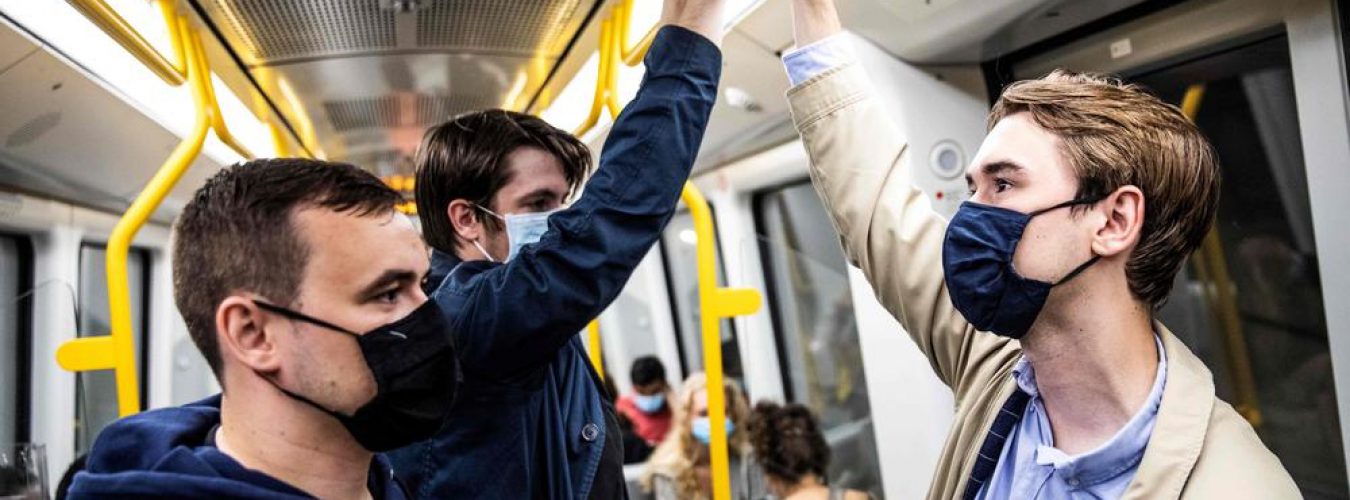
[[781, 34, 857, 86]]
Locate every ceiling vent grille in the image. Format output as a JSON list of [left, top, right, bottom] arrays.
[[324, 94, 500, 131], [416, 0, 586, 56], [203, 0, 397, 62]]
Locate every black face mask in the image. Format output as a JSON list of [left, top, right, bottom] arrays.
[[253, 299, 460, 452]]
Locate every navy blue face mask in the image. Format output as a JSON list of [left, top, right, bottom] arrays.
[[941, 198, 1102, 339]]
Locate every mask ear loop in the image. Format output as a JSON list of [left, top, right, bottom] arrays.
[[471, 240, 497, 263], [1028, 196, 1104, 217], [472, 204, 504, 263], [1054, 255, 1101, 286]]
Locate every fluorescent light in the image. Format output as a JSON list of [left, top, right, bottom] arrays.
[[540, 53, 602, 133], [211, 74, 277, 160], [0, 0, 271, 165], [724, 0, 767, 29]]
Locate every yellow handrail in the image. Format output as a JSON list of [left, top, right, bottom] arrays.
[[682, 183, 762, 500], [67, 0, 187, 86], [1179, 84, 1261, 427], [56, 13, 255, 417], [614, 0, 656, 67], [573, 16, 615, 137], [587, 320, 605, 381]]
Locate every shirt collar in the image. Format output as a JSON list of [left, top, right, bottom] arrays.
[[1014, 334, 1168, 485]]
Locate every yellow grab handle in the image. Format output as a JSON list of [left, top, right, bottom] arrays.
[[55, 337, 117, 372]]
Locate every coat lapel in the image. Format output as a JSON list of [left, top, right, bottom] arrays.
[[1123, 323, 1214, 499]]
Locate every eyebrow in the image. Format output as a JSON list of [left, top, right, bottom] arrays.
[[966, 160, 1027, 187], [520, 187, 564, 202], [356, 269, 421, 298]]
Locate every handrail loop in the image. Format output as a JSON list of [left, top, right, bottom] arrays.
[[56, 11, 256, 417], [67, 0, 187, 86]]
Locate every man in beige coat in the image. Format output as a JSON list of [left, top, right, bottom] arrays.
[[783, 0, 1299, 498]]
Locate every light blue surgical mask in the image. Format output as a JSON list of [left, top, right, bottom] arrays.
[[476, 205, 562, 262], [691, 416, 734, 445], [633, 393, 665, 414]]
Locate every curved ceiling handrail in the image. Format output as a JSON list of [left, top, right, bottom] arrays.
[[67, 0, 187, 86]]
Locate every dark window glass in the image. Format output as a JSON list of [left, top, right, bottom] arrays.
[[0, 234, 33, 447], [754, 182, 883, 498], [75, 244, 150, 454], [1139, 34, 1345, 498]]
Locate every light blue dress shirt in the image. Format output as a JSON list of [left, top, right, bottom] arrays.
[[782, 38, 1170, 499], [976, 335, 1167, 499]]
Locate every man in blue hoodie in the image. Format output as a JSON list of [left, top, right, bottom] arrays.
[[386, 0, 728, 497], [68, 159, 461, 499]]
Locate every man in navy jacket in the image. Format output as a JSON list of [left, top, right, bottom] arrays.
[[386, 1, 727, 498]]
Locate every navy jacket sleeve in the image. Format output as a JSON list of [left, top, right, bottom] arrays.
[[437, 26, 722, 378]]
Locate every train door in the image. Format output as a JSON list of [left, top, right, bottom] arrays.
[[753, 181, 884, 497], [1007, 0, 1350, 497]]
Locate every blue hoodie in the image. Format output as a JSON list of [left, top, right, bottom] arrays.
[[67, 395, 407, 499]]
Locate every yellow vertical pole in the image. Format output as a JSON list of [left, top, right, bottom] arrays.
[[587, 320, 605, 381], [1179, 84, 1261, 427], [56, 13, 255, 416], [681, 183, 761, 500]]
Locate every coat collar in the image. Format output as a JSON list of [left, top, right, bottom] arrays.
[[1123, 322, 1215, 499]]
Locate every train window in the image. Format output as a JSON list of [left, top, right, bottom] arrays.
[[658, 209, 744, 386], [753, 181, 883, 498], [0, 234, 33, 448], [1134, 34, 1346, 497], [75, 244, 150, 455]]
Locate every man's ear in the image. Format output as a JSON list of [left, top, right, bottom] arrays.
[[215, 296, 282, 375], [447, 199, 482, 242], [1092, 185, 1145, 259]]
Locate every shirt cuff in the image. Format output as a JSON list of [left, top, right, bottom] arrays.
[[782, 34, 857, 87]]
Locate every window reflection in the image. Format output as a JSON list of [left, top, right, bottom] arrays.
[[756, 182, 884, 498]]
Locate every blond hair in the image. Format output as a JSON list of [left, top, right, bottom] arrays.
[[641, 373, 752, 499], [989, 70, 1220, 307]]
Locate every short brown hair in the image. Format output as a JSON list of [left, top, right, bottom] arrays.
[[172, 158, 402, 378], [414, 109, 592, 253], [989, 70, 1220, 308]]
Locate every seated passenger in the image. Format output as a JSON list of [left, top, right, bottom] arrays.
[[68, 159, 458, 499], [605, 374, 656, 464], [641, 373, 765, 500], [782, 0, 1297, 498], [746, 402, 869, 500], [616, 355, 675, 445], [386, 0, 729, 497]]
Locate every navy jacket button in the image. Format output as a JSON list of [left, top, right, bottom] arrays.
[[581, 423, 600, 442]]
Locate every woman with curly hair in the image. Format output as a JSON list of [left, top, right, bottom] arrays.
[[641, 373, 766, 499], [746, 402, 871, 500]]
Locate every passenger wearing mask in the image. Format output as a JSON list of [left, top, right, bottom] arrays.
[[641, 373, 765, 500], [746, 402, 870, 500], [68, 159, 457, 499], [616, 355, 674, 445], [782, 0, 1297, 498], [386, 0, 729, 497]]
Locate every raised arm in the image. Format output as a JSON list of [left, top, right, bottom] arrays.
[[441, 6, 724, 378], [785, 0, 1002, 392]]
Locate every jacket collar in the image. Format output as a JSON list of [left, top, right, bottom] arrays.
[[1123, 322, 1215, 499]]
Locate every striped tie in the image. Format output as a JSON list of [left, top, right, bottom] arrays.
[[962, 389, 1031, 500]]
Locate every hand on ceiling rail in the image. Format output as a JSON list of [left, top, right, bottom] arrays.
[[67, 0, 187, 86]]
